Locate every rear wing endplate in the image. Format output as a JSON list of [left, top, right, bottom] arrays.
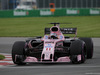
[[45, 28, 77, 34]]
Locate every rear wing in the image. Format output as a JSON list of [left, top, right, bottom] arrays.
[[45, 28, 50, 34], [45, 28, 77, 34]]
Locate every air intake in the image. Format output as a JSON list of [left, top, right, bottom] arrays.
[[51, 27, 58, 32]]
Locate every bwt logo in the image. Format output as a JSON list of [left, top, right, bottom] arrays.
[[45, 44, 53, 48]]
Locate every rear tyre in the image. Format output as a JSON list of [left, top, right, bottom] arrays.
[[70, 40, 85, 64], [12, 41, 26, 65], [79, 38, 93, 59]]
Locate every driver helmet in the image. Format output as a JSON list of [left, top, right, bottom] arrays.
[[50, 33, 58, 39]]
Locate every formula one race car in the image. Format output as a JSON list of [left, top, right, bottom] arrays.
[[12, 23, 94, 65]]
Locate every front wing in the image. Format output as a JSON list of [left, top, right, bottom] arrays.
[[23, 55, 81, 63]]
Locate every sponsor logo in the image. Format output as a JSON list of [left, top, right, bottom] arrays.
[[60, 35, 63, 39], [90, 9, 100, 14], [40, 10, 52, 16], [14, 11, 29, 16], [45, 41, 54, 43], [45, 44, 53, 48], [66, 9, 79, 14], [64, 28, 73, 31], [45, 35, 48, 39]]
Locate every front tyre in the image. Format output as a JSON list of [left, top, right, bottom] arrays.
[[12, 41, 26, 65], [70, 40, 85, 64], [79, 38, 93, 59]]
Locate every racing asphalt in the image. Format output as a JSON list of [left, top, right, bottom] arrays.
[[0, 37, 100, 75]]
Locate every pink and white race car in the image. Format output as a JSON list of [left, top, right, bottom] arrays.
[[12, 23, 94, 65]]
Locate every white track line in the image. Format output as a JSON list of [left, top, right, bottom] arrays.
[[1, 65, 100, 68], [0, 61, 13, 63]]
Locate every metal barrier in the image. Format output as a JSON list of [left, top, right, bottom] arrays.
[[0, 0, 100, 10]]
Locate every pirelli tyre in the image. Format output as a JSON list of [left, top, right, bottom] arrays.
[[70, 40, 85, 64], [12, 41, 26, 65], [79, 38, 93, 59]]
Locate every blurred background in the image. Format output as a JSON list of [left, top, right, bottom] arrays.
[[0, 0, 100, 10], [0, 0, 100, 37]]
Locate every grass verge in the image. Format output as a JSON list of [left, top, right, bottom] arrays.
[[0, 16, 100, 37], [0, 55, 5, 60]]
